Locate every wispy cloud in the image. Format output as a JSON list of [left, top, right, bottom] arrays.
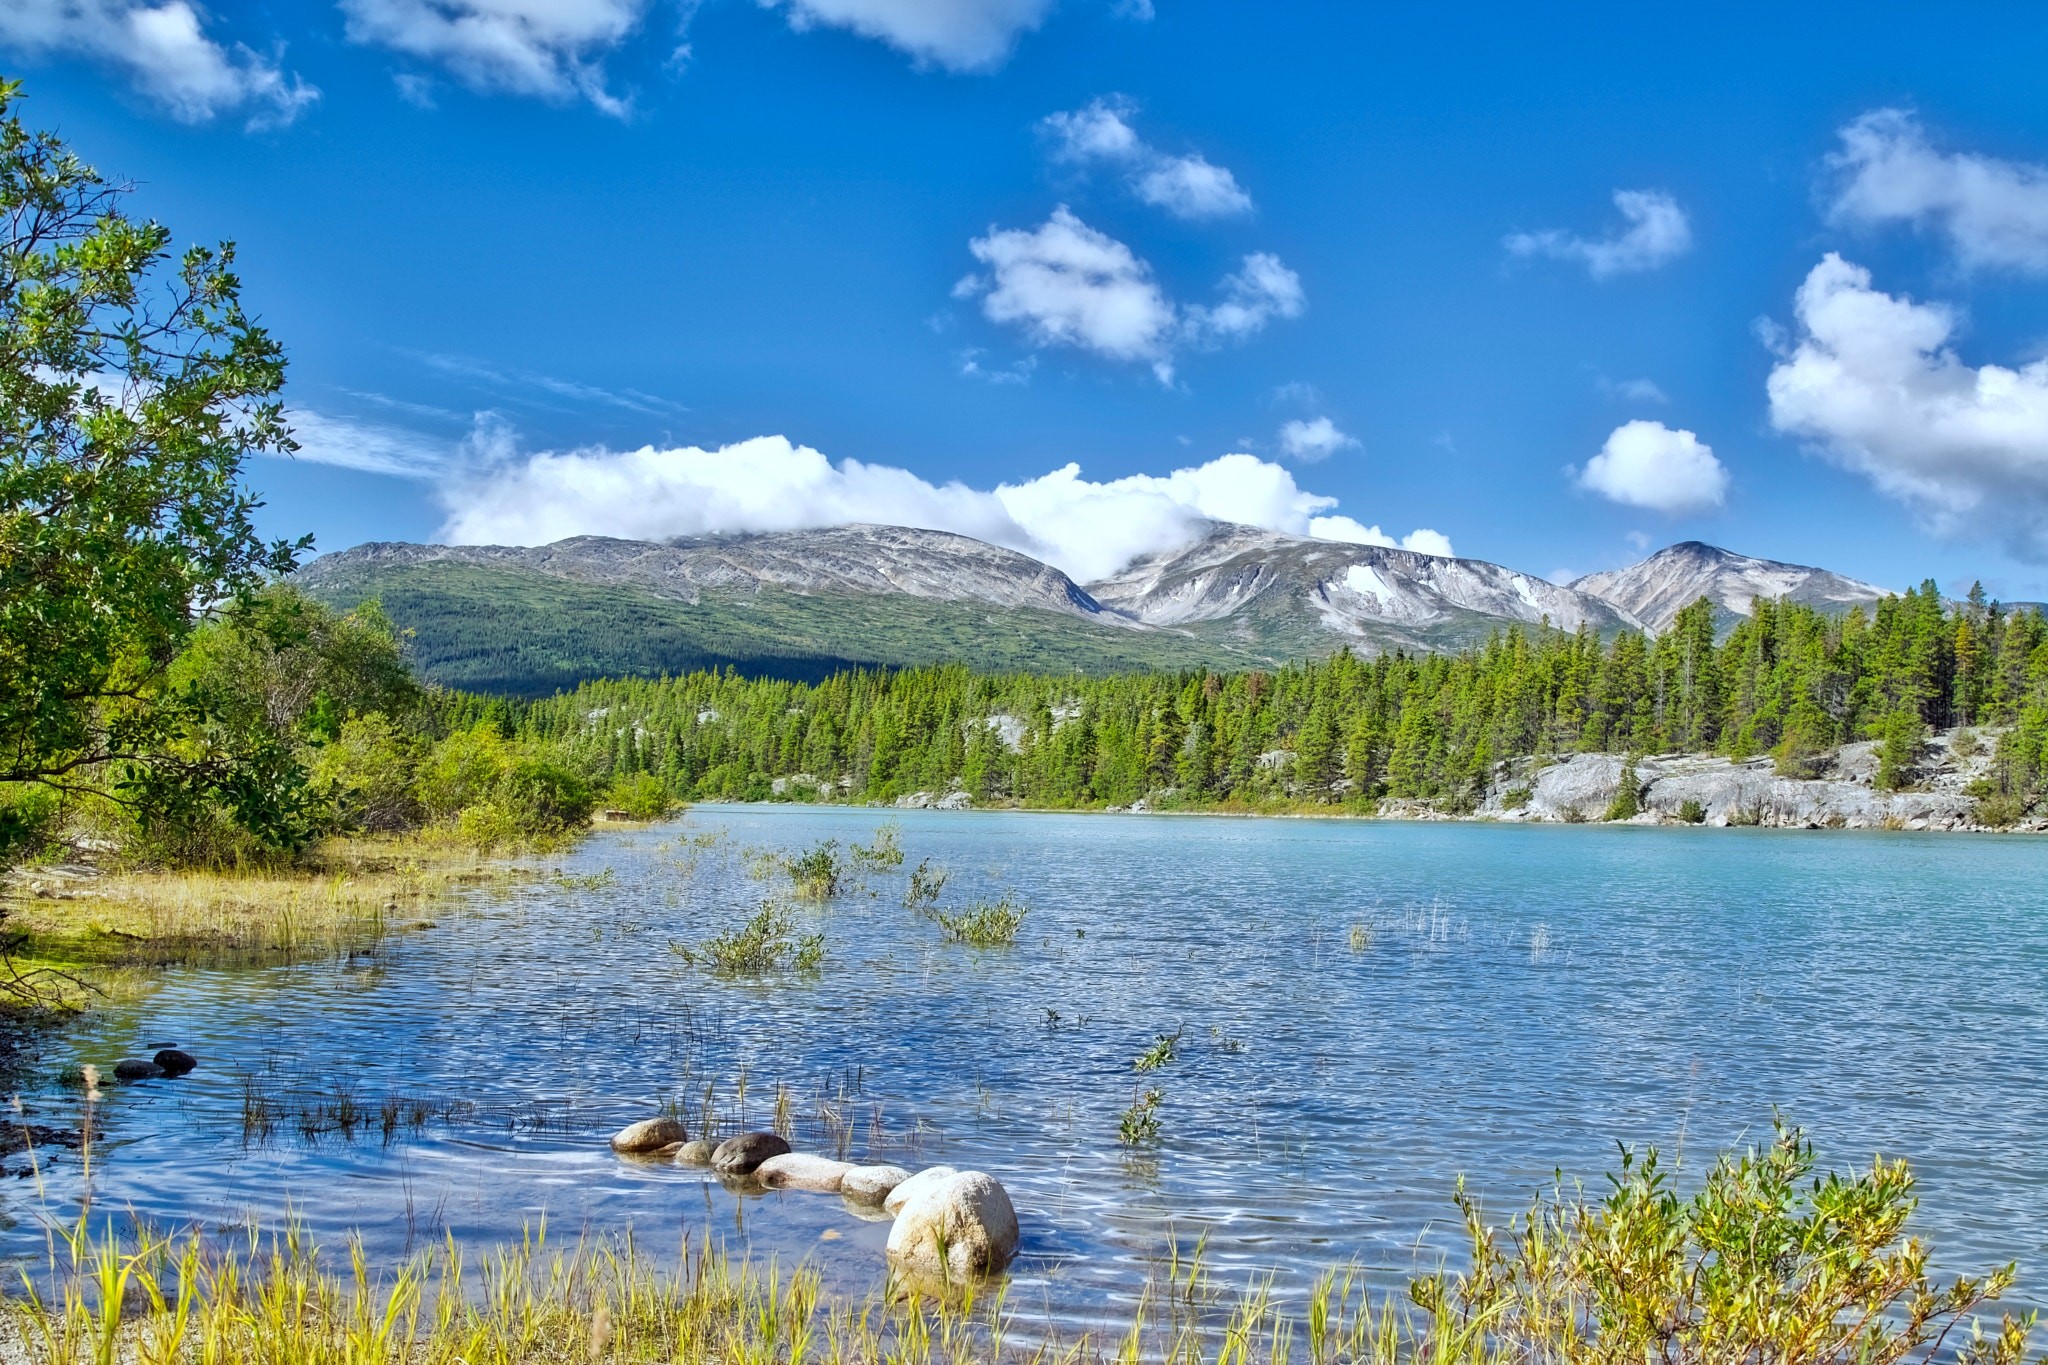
[[1277, 416, 1358, 462], [0, 0, 316, 126], [1041, 96, 1254, 220], [413, 353, 688, 417], [760, 0, 1054, 73], [1826, 108, 2048, 275], [1506, 189, 1693, 279], [337, 0, 649, 115]]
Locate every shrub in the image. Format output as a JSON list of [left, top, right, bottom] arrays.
[[931, 893, 1026, 946], [1603, 757, 1643, 821], [1132, 1029, 1181, 1072], [782, 840, 848, 900], [1500, 785, 1533, 810], [1414, 1122, 2031, 1365], [604, 772, 678, 822], [903, 858, 948, 916], [671, 904, 823, 976], [309, 714, 423, 834], [1117, 1087, 1164, 1146], [1678, 797, 1707, 824], [1975, 792, 2029, 829], [850, 822, 903, 870]]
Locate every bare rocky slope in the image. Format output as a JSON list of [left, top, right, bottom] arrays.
[[1570, 541, 1889, 634]]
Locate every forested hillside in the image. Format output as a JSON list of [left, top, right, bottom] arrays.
[[499, 583, 2048, 819]]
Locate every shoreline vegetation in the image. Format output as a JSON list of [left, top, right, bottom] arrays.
[[1, 1125, 2034, 1364]]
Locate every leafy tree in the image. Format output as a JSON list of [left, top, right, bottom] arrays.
[[0, 81, 302, 855]]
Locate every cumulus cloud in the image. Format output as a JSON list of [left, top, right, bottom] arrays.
[[1826, 109, 2048, 274], [1505, 189, 1693, 279], [1574, 419, 1729, 515], [434, 434, 1447, 583], [337, 0, 648, 113], [761, 0, 1053, 72], [1040, 96, 1254, 220], [0, 0, 316, 125], [955, 208, 1303, 382], [1766, 252, 2048, 557], [1277, 416, 1357, 462]]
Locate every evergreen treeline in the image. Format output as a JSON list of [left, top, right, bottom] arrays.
[[504, 585, 2048, 820]]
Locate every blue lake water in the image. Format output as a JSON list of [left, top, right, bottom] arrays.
[[10, 808, 2047, 1327]]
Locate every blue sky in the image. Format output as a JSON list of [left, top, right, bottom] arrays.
[[8, 1, 2048, 595]]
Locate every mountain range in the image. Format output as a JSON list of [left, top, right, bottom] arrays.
[[296, 525, 1894, 695]]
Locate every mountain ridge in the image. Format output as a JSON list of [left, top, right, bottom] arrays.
[[297, 523, 1909, 694]]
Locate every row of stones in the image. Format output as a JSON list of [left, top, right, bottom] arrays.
[[610, 1118, 1019, 1281]]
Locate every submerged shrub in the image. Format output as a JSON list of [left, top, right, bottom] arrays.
[[932, 893, 1026, 946], [782, 840, 848, 901], [903, 858, 948, 916], [671, 903, 823, 976], [850, 821, 904, 870], [1132, 1028, 1182, 1072], [1117, 1087, 1164, 1146]]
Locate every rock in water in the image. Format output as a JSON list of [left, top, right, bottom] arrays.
[[711, 1131, 791, 1175], [882, 1165, 960, 1217], [754, 1153, 852, 1192], [152, 1049, 197, 1077], [840, 1164, 914, 1205], [675, 1139, 717, 1166], [886, 1171, 1020, 1280], [113, 1059, 164, 1082], [610, 1116, 687, 1154]]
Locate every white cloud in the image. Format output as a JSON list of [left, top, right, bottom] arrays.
[[1310, 516, 1455, 557], [1277, 416, 1357, 462], [337, 0, 647, 113], [1574, 419, 1729, 515], [1135, 154, 1253, 220], [1595, 374, 1669, 404], [1187, 252, 1305, 342], [1505, 189, 1693, 279], [0, 0, 316, 125], [762, 0, 1052, 72], [956, 209, 1303, 382], [434, 434, 1446, 583], [1040, 96, 1254, 220], [956, 207, 1179, 378], [1766, 253, 2048, 557], [1827, 109, 2048, 275]]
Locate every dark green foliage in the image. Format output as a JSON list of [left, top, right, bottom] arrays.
[[1604, 756, 1643, 821], [302, 562, 1262, 695], [1678, 798, 1707, 824], [498, 587, 2048, 816], [0, 81, 303, 859]]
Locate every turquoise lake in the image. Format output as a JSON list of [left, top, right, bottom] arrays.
[[12, 808, 2048, 1328]]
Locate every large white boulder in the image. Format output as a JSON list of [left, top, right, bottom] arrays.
[[754, 1153, 852, 1192], [840, 1163, 914, 1205], [886, 1170, 1019, 1281], [882, 1165, 958, 1217]]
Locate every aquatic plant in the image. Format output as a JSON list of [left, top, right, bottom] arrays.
[[1132, 1028, 1182, 1072], [782, 840, 850, 901], [1117, 1087, 1165, 1146], [931, 894, 1027, 947], [1348, 922, 1373, 952], [671, 904, 825, 976], [851, 822, 905, 870], [554, 867, 617, 891], [904, 858, 949, 916]]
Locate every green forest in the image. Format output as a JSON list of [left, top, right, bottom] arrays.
[[497, 584, 2048, 822]]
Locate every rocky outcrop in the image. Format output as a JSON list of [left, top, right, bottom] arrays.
[[1475, 730, 2002, 830], [112, 1058, 163, 1082], [885, 1170, 1020, 1281], [882, 1165, 959, 1217], [152, 1049, 198, 1077]]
